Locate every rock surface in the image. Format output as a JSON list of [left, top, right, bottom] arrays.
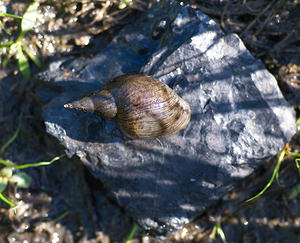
[[40, 0, 296, 235]]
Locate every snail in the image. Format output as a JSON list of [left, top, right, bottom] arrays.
[[64, 74, 191, 140]]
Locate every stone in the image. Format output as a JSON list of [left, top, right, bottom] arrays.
[[40, 0, 296, 235]]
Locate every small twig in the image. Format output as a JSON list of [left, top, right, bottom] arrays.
[[196, 6, 223, 17], [220, 1, 230, 31], [0, 111, 23, 156], [253, 8, 275, 36], [244, 1, 265, 13], [241, 0, 277, 37], [269, 31, 296, 54]]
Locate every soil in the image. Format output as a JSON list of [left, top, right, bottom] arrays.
[[0, 0, 299, 242]]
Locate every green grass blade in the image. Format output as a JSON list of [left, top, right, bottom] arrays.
[[0, 41, 14, 48], [14, 155, 65, 169], [156, 138, 163, 146], [216, 220, 228, 243], [0, 159, 14, 167], [0, 192, 17, 208], [246, 159, 281, 202], [22, 45, 41, 68], [53, 211, 69, 223], [0, 155, 64, 170], [17, 45, 31, 78], [125, 223, 138, 243], [0, 20, 11, 35], [246, 148, 286, 202], [0, 112, 23, 155], [289, 152, 300, 157], [0, 12, 22, 19], [287, 153, 300, 176], [289, 183, 300, 199], [295, 158, 300, 177], [210, 224, 217, 239], [21, 1, 39, 33], [0, 177, 8, 193]]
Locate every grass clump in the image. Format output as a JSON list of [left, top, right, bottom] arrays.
[[210, 217, 228, 243], [0, 1, 41, 79], [246, 143, 300, 202], [0, 111, 64, 210]]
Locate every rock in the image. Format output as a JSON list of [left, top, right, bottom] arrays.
[[40, 0, 296, 236]]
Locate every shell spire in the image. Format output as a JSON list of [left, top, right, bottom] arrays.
[[64, 74, 191, 139], [64, 90, 117, 119]]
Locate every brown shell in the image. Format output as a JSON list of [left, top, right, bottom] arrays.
[[64, 74, 191, 140]]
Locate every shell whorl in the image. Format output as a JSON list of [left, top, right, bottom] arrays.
[[64, 74, 191, 140], [64, 90, 117, 119]]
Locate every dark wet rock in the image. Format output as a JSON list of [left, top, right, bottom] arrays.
[[40, 0, 296, 235]]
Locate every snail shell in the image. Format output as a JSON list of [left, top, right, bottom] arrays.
[[64, 74, 191, 140]]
